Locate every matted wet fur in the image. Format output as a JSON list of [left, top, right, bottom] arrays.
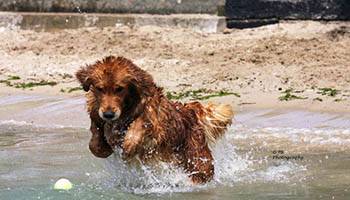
[[76, 56, 233, 184]]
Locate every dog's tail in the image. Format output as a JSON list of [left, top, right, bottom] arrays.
[[186, 102, 233, 145]]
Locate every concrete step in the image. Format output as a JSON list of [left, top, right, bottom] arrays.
[[0, 12, 226, 33]]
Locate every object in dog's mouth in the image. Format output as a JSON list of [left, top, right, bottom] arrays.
[[76, 56, 233, 184]]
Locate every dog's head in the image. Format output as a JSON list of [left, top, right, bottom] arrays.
[[76, 56, 155, 121]]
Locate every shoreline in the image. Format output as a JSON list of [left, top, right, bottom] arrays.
[[1, 84, 349, 114]]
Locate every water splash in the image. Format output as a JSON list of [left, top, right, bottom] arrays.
[[90, 149, 194, 194], [87, 125, 309, 194]]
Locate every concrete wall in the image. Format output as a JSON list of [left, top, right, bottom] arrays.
[[0, 0, 225, 14], [225, 0, 350, 20], [225, 0, 350, 28]]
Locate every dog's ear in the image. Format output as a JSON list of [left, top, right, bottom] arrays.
[[128, 77, 146, 97], [76, 66, 93, 92]]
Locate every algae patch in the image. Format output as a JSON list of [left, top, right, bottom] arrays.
[[166, 89, 239, 101]]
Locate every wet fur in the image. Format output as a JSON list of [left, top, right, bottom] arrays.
[[76, 56, 233, 184]]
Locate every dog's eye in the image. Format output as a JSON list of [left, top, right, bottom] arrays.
[[115, 86, 124, 93], [95, 86, 103, 93]]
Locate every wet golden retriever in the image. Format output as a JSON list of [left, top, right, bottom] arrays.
[[76, 56, 233, 184]]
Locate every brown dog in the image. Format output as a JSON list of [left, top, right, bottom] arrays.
[[76, 56, 233, 184]]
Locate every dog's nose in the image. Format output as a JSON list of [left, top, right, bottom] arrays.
[[103, 110, 115, 120]]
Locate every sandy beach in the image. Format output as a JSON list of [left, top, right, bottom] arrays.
[[0, 20, 349, 113], [1, 19, 350, 200]]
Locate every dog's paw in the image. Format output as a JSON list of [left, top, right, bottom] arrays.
[[122, 130, 143, 159], [106, 135, 117, 148], [89, 133, 113, 158], [122, 140, 137, 160]]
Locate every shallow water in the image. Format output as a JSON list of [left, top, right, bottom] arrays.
[[0, 94, 349, 200]]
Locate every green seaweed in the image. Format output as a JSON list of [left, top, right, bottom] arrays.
[[8, 76, 21, 80], [166, 89, 205, 100], [334, 98, 346, 102], [0, 76, 21, 86], [279, 88, 308, 101], [318, 88, 340, 97], [13, 81, 57, 89], [67, 87, 82, 93], [313, 97, 323, 102], [61, 87, 83, 93], [0, 80, 12, 86], [166, 89, 238, 101], [0, 76, 57, 89], [192, 90, 238, 100]]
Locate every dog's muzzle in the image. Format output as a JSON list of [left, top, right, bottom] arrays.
[[99, 110, 118, 121]]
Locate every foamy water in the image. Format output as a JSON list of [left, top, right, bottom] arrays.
[[82, 125, 310, 195], [0, 95, 349, 199]]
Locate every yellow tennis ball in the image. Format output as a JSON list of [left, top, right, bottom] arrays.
[[54, 178, 72, 190]]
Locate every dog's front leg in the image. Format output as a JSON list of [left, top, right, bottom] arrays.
[[89, 121, 113, 158], [104, 123, 114, 147], [122, 118, 146, 160], [104, 123, 124, 148]]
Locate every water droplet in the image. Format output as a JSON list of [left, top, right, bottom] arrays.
[[76, 6, 82, 14]]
